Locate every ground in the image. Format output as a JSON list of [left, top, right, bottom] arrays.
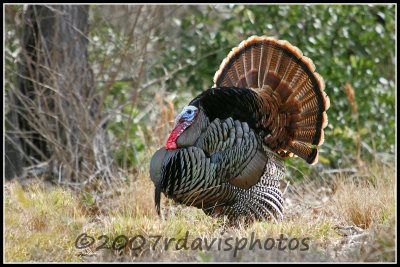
[[4, 161, 396, 262]]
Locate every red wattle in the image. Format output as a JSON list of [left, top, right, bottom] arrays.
[[165, 121, 190, 150], [165, 125, 182, 150], [166, 138, 178, 149]]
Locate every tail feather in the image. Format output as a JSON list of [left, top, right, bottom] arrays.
[[299, 111, 328, 128], [295, 127, 324, 146], [287, 141, 319, 164], [213, 36, 329, 164]]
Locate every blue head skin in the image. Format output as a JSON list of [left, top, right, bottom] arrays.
[[174, 106, 198, 127]]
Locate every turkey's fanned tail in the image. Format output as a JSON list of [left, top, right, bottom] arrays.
[[213, 36, 330, 164]]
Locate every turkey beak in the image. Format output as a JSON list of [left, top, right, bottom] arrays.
[[173, 114, 183, 128]]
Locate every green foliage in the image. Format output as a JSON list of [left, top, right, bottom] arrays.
[[152, 5, 395, 170]]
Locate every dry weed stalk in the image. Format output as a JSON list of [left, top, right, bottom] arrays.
[[344, 81, 362, 171]]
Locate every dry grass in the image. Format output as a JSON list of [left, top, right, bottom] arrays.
[[4, 157, 396, 262], [324, 167, 395, 229]]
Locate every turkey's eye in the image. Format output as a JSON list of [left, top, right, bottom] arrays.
[[187, 110, 192, 115]]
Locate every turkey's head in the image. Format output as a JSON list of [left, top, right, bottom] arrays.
[[166, 105, 207, 149]]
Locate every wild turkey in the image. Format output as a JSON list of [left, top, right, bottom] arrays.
[[150, 36, 330, 224]]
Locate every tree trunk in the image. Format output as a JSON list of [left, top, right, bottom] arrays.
[[5, 5, 117, 184]]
